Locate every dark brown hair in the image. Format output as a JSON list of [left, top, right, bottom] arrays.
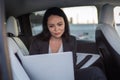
[[36, 7, 70, 41]]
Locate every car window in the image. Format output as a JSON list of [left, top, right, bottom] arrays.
[[114, 6, 120, 37], [30, 6, 98, 41]]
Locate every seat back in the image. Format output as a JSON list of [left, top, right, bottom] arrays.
[[96, 4, 120, 80], [6, 16, 30, 80], [6, 16, 29, 56], [7, 38, 30, 80]]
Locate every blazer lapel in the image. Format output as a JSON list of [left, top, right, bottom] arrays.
[[41, 41, 49, 53], [62, 38, 70, 52]]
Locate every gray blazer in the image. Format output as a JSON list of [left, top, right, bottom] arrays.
[[29, 35, 77, 66]]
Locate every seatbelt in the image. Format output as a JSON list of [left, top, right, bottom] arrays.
[[7, 33, 28, 56], [76, 55, 92, 69]]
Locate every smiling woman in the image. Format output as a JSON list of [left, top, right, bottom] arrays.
[[30, 6, 98, 41], [29, 7, 107, 80]]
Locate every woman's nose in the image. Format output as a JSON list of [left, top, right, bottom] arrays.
[[54, 26, 59, 31]]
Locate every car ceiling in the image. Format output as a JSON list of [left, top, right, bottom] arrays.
[[4, 0, 120, 17]]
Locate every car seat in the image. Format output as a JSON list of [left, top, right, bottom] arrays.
[[6, 16, 30, 80], [96, 4, 120, 80]]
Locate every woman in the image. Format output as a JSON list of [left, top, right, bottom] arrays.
[[29, 7, 107, 80]]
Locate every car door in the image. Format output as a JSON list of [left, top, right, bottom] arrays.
[[0, 0, 13, 80]]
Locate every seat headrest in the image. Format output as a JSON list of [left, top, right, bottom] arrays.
[[6, 16, 19, 36], [99, 4, 114, 26]]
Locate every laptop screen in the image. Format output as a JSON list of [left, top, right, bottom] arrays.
[[21, 51, 75, 80]]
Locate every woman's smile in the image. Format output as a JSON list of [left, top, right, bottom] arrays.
[[47, 15, 65, 38]]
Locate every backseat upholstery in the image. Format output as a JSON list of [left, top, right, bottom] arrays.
[[7, 37, 30, 80], [6, 16, 29, 56], [6, 16, 30, 80], [96, 4, 120, 80]]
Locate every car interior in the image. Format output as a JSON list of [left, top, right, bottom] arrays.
[[0, 0, 120, 80]]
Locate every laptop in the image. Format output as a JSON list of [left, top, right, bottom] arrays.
[[21, 51, 75, 80]]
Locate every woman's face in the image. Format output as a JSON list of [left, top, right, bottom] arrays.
[[47, 15, 65, 39]]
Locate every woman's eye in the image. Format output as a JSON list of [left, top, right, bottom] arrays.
[[58, 23, 62, 26], [48, 25, 54, 28]]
